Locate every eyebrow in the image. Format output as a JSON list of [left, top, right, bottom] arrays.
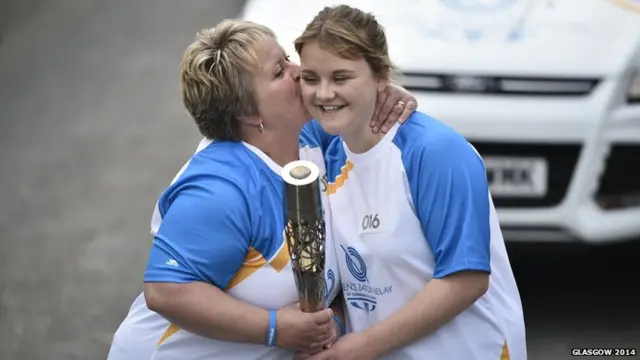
[[300, 69, 356, 75]]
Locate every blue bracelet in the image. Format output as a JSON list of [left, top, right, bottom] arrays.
[[332, 315, 345, 337], [266, 310, 277, 347]]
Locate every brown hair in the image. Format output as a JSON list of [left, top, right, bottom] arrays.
[[294, 5, 397, 79], [180, 19, 275, 140]]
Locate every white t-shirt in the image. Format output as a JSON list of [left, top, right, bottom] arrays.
[[324, 111, 527, 360], [107, 121, 340, 360]]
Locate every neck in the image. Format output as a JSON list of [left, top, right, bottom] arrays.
[[342, 119, 385, 154], [244, 127, 300, 168]]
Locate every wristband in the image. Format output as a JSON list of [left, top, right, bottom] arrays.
[[266, 310, 277, 347], [332, 315, 345, 337]]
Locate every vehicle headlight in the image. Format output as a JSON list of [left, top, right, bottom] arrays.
[[628, 71, 640, 103]]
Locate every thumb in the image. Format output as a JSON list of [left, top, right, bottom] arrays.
[[309, 308, 333, 325]]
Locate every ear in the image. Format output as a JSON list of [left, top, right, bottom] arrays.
[[238, 114, 262, 128]]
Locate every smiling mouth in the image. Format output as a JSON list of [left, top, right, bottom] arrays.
[[319, 105, 346, 112]]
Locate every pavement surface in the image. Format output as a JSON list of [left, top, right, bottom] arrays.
[[0, 1, 638, 359]]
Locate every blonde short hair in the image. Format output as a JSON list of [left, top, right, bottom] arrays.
[[294, 5, 397, 80], [180, 19, 275, 140]]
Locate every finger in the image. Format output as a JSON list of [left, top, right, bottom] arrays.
[[307, 330, 332, 351], [308, 323, 332, 340], [375, 89, 400, 132], [321, 329, 337, 349], [309, 309, 333, 325], [313, 327, 336, 350], [397, 99, 417, 124], [299, 344, 322, 355], [320, 321, 333, 333], [313, 326, 334, 342], [304, 341, 327, 354], [370, 88, 388, 130], [380, 101, 405, 133], [307, 350, 332, 360]]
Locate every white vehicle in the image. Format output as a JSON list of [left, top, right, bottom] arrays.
[[242, 0, 640, 244]]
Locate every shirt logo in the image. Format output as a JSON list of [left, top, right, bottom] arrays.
[[341, 246, 393, 313], [324, 269, 335, 301], [343, 246, 368, 283], [165, 259, 179, 267], [320, 173, 328, 193]]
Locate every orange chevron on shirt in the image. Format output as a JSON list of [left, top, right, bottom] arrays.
[[327, 160, 354, 195]]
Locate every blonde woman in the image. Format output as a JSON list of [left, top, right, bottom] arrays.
[[107, 19, 417, 360]]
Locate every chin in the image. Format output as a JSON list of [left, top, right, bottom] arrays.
[[316, 118, 344, 136]]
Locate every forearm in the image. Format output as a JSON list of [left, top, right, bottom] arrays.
[[364, 271, 489, 357], [144, 281, 269, 345]]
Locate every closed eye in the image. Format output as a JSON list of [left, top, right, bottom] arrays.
[[275, 54, 291, 78], [301, 76, 318, 84]]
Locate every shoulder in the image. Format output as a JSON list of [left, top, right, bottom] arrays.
[[322, 136, 349, 183], [300, 120, 325, 149], [393, 111, 472, 154], [393, 111, 484, 172], [157, 141, 264, 215]]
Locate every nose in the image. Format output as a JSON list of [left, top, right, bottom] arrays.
[[288, 63, 300, 81], [316, 81, 335, 101]]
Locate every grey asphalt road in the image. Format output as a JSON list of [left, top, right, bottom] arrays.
[[0, 1, 638, 359]]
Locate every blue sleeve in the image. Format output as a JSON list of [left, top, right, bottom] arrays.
[[302, 120, 336, 153], [144, 178, 251, 289], [406, 137, 492, 279]]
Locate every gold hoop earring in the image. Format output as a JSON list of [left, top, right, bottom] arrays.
[[259, 123, 264, 133]]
